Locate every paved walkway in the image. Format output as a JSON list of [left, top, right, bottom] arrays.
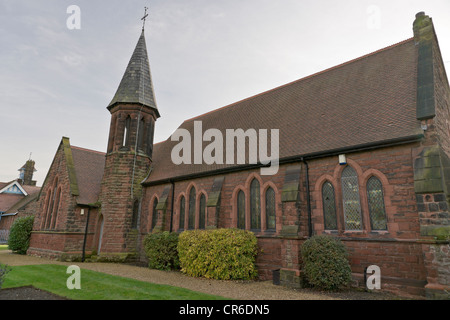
[[0, 250, 399, 300]]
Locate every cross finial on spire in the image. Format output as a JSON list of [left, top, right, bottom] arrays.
[[141, 6, 149, 31]]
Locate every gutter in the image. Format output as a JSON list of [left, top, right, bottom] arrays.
[[0, 213, 18, 217], [143, 134, 424, 187]]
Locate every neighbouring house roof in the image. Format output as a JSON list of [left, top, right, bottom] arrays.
[[0, 180, 28, 195], [0, 193, 24, 213], [0, 182, 10, 190], [145, 38, 423, 184], [22, 185, 41, 195], [108, 30, 160, 118], [0, 180, 41, 213], [4, 192, 39, 214], [70, 146, 106, 206]]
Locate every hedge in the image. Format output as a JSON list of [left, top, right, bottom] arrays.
[[177, 228, 258, 280], [301, 234, 352, 290], [8, 216, 35, 255], [143, 231, 180, 271]]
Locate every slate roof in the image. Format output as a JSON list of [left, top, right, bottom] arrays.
[[71, 146, 105, 205], [145, 38, 423, 184], [108, 30, 160, 118]]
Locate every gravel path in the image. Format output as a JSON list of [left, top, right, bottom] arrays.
[[0, 250, 402, 300]]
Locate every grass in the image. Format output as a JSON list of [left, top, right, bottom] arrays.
[[0, 245, 8, 251], [1, 264, 228, 300]]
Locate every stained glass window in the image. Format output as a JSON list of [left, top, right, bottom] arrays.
[[188, 188, 196, 230], [322, 182, 338, 230], [151, 198, 158, 230], [367, 176, 387, 230], [250, 179, 261, 230], [265, 187, 276, 231], [199, 194, 206, 229], [341, 166, 362, 230], [179, 196, 185, 230], [237, 190, 246, 229]]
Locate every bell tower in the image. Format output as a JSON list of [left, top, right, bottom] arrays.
[[98, 9, 160, 260]]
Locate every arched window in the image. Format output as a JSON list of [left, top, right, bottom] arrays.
[[265, 187, 276, 231], [341, 166, 362, 230], [45, 190, 55, 229], [179, 196, 185, 230], [45, 179, 58, 229], [131, 199, 139, 229], [138, 117, 145, 151], [237, 190, 246, 230], [322, 181, 338, 230], [199, 194, 206, 229], [146, 121, 154, 157], [250, 179, 261, 230], [367, 176, 387, 230], [50, 188, 62, 230], [151, 198, 158, 230], [188, 188, 196, 230], [123, 116, 131, 147], [41, 192, 51, 229]]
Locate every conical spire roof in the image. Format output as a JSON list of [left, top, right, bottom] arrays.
[[108, 31, 160, 117]]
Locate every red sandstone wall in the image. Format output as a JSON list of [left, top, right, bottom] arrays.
[[140, 141, 431, 296]]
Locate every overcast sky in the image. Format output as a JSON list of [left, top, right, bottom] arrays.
[[1, 0, 450, 186]]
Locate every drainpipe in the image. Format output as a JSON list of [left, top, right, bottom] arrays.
[[302, 158, 313, 238], [81, 207, 91, 262], [169, 180, 175, 232]]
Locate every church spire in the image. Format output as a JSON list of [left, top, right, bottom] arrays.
[[108, 11, 160, 118]]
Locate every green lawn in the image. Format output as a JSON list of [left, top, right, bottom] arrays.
[[1, 264, 228, 300], [0, 245, 8, 251]]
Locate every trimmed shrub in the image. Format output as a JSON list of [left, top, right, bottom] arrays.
[[301, 235, 352, 291], [8, 216, 35, 255], [143, 231, 180, 271], [177, 228, 259, 280]]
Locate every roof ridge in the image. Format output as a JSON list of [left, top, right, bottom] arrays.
[[183, 37, 415, 123]]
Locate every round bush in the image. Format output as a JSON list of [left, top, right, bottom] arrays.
[[8, 216, 35, 255], [301, 235, 352, 290], [177, 228, 259, 280], [143, 231, 180, 271]]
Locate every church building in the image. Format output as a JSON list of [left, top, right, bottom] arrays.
[[26, 12, 449, 299]]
